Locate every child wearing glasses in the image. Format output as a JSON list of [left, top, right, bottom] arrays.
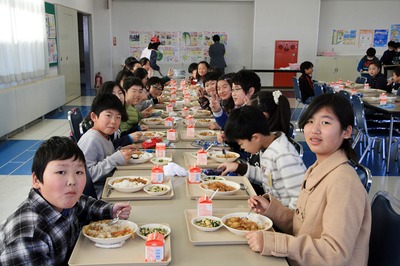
[[247, 93, 371, 265]]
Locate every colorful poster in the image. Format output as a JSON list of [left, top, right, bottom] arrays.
[[358, 30, 374, 48], [129, 31, 153, 47], [48, 39, 58, 64], [181, 32, 203, 46], [374, 29, 388, 47], [160, 47, 180, 62], [342, 30, 356, 45], [45, 13, 56, 38], [203, 32, 228, 46], [129, 47, 145, 60], [153, 31, 179, 46], [332, 30, 345, 45], [390, 24, 400, 42], [180, 47, 204, 62]]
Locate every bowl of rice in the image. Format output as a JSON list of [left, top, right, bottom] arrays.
[[221, 212, 273, 237], [83, 219, 138, 245], [108, 176, 149, 193]]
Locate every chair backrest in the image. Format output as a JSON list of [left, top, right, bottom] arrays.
[[338, 90, 351, 103], [313, 83, 323, 96], [292, 76, 302, 102], [67, 108, 83, 143], [324, 86, 334, 93], [368, 191, 400, 266], [351, 95, 368, 135], [355, 76, 367, 84], [79, 119, 93, 135], [348, 160, 372, 193], [288, 137, 304, 158]]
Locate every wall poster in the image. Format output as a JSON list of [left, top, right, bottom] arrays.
[[332, 30, 356, 45], [358, 30, 374, 49], [390, 24, 400, 43], [45, 2, 58, 66], [373, 29, 388, 48]]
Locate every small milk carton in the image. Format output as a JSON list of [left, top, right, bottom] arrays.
[[184, 93, 191, 104], [181, 107, 189, 117], [164, 117, 174, 127], [170, 91, 176, 100], [166, 104, 173, 113], [196, 149, 208, 165], [170, 99, 176, 108], [186, 125, 195, 138], [185, 115, 194, 126], [364, 83, 370, 90], [145, 232, 165, 262], [151, 166, 164, 184], [155, 142, 166, 158], [167, 128, 176, 141], [188, 165, 202, 183], [198, 195, 212, 216], [380, 93, 387, 105]]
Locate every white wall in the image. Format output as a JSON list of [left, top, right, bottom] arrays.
[[318, 0, 400, 56]]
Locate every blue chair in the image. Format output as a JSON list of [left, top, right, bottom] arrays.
[[67, 108, 84, 143], [338, 90, 351, 103], [288, 137, 303, 158], [313, 83, 324, 96], [368, 191, 400, 266], [324, 86, 334, 93], [348, 160, 372, 193], [291, 76, 312, 120], [355, 76, 367, 84]]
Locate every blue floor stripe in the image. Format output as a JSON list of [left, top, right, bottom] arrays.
[[45, 106, 91, 120]]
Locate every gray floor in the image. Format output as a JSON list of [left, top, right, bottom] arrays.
[[0, 96, 399, 222]]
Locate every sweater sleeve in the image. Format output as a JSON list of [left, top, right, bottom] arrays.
[[214, 110, 228, 129], [150, 50, 160, 71]]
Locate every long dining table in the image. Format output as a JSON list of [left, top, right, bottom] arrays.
[[68, 102, 289, 266]]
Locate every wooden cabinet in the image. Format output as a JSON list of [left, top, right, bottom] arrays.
[[314, 56, 360, 83], [56, 5, 81, 102]]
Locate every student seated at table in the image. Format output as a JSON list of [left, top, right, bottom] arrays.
[[387, 67, 400, 93], [78, 94, 139, 198], [187, 62, 198, 83], [0, 136, 131, 265], [380, 41, 396, 66], [357, 47, 380, 79], [218, 106, 305, 209], [246, 93, 371, 265], [198, 71, 221, 111], [115, 68, 134, 88], [298, 61, 315, 102], [368, 62, 388, 92], [120, 76, 149, 135]]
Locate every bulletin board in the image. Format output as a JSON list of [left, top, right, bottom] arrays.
[[331, 28, 393, 49], [45, 2, 58, 66], [128, 31, 227, 63]]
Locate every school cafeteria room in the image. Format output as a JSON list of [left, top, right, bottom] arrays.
[[1, 0, 400, 265]]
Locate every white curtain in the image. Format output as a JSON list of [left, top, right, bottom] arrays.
[[0, 0, 48, 87]]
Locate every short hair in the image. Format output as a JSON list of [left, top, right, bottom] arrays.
[[90, 93, 125, 118], [388, 41, 396, 48], [188, 63, 198, 73], [32, 136, 85, 183], [198, 61, 210, 70], [231, 70, 261, 94], [97, 81, 128, 121], [298, 93, 356, 161], [132, 67, 148, 80], [212, 34, 220, 42], [148, 42, 160, 50], [394, 42, 400, 49], [393, 67, 400, 77], [115, 69, 133, 85], [366, 47, 376, 57], [208, 66, 222, 77], [140, 57, 150, 66], [300, 61, 314, 74], [146, 76, 164, 90], [369, 61, 381, 69], [203, 71, 221, 86], [224, 105, 270, 142], [124, 57, 139, 71], [123, 76, 143, 92]]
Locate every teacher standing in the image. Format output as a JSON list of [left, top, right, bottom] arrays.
[[209, 35, 227, 74]]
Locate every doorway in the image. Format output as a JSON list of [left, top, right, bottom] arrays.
[[78, 13, 94, 96]]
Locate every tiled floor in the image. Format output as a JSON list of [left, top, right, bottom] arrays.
[[0, 95, 399, 222]]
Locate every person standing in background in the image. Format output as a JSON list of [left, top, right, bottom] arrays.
[[209, 34, 227, 74], [140, 36, 163, 76]]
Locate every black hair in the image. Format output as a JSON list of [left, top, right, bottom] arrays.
[[393, 67, 400, 77], [366, 47, 376, 57], [231, 69, 261, 94], [146, 76, 164, 90], [394, 42, 400, 49], [132, 67, 148, 83], [140, 57, 150, 66], [388, 41, 396, 48], [90, 93, 125, 119], [369, 61, 381, 70], [208, 66, 222, 77], [123, 76, 144, 92], [32, 136, 85, 183], [224, 105, 270, 142], [148, 42, 160, 50], [203, 71, 221, 86], [300, 61, 314, 74], [97, 81, 129, 121], [250, 91, 291, 136], [212, 34, 220, 42], [217, 73, 235, 115], [298, 93, 356, 161], [115, 69, 134, 85], [188, 63, 198, 73], [124, 56, 140, 71]]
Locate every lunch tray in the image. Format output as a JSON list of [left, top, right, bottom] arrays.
[[185, 175, 256, 200], [179, 130, 218, 142], [183, 152, 220, 168], [116, 152, 173, 170], [102, 176, 174, 201]]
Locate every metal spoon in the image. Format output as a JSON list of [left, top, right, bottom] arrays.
[[109, 210, 122, 225], [240, 183, 250, 196]]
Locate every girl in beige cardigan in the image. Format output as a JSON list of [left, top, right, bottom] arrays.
[[247, 93, 371, 266]]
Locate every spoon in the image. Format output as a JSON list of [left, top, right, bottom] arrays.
[[205, 143, 214, 152], [210, 189, 219, 200], [109, 210, 122, 225], [240, 183, 250, 196]]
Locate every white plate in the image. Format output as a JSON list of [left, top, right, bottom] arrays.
[[137, 224, 171, 240], [191, 216, 223, 232], [195, 130, 217, 139], [201, 175, 226, 182], [195, 109, 211, 116], [83, 220, 138, 245], [141, 118, 163, 125], [108, 176, 149, 193], [221, 212, 273, 237], [195, 118, 215, 127], [150, 157, 172, 166], [129, 152, 153, 164], [141, 131, 166, 140], [143, 184, 171, 196], [209, 151, 240, 163], [199, 180, 240, 196]]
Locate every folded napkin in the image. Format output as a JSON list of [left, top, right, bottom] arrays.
[[95, 241, 125, 249], [164, 162, 188, 176]]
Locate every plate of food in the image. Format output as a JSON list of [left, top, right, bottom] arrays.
[[141, 117, 163, 125], [129, 151, 153, 164], [196, 118, 215, 127], [108, 176, 149, 193], [201, 175, 226, 182], [137, 224, 171, 240], [191, 216, 223, 232], [83, 220, 138, 245], [209, 151, 240, 163], [143, 184, 171, 196], [141, 131, 166, 140], [199, 180, 240, 196], [194, 109, 211, 116], [221, 212, 273, 237], [150, 157, 172, 166], [195, 130, 217, 140]]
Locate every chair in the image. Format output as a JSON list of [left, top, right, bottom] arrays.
[[67, 107, 83, 143], [79, 119, 93, 135], [338, 90, 351, 103], [83, 166, 98, 199], [324, 86, 334, 93], [313, 83, 323, 96], [288, 137, 304, 158], [368, 191, 400, 266], [348, 160, 372, 193], [291, 76, 312, 120], [355, 76, 367, 84]]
